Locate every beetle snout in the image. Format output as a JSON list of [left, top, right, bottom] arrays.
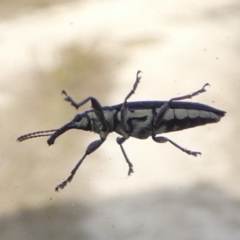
[[47, 137, 55, 145], [47, 121, 75, 145]]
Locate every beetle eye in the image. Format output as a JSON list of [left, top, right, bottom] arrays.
[[74, 115, 82, 122]]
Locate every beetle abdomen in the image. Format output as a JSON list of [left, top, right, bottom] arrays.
[[157, 107, 225, 134]]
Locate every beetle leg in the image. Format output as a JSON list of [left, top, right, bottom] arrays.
[[62, 90, 89, 109], [115, 71, 142, 174], [154, 83, 209, 130], [55, 138, 105, 191], [62, 92, 108, 132], [62, 91, 100, 112], [170, 83, 209, 102], [116, 137, 134, 175], [152, 135, 201, 156], [123, 70, 142, 103], [120, 71, 142, 133]]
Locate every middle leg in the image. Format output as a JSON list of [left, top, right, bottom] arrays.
[[116, 71, 142, 175], [120, 70, 142, 133], [116, 137, 134, 175]]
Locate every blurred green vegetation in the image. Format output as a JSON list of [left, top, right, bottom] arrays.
[[0, 0, 77, 19], [29, 43, 119, 125], [3, 43, 121, 210]]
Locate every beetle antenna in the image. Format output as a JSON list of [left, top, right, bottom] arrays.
[[17, 129, 57, 142]]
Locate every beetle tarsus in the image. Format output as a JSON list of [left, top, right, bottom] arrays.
[[62, 90, 79, 109], [202, 83, 210, 90], [187, 151, 201, 157], [128, 165, 134, 176], [55, 181, 67, 192]]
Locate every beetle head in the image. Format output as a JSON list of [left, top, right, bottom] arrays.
[[47, 113, 90, 145], [17, 113, 91, 145]]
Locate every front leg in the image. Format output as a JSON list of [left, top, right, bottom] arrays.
[[62, 92, 108, 132], [55, 92, 110, 191], [56, 138, 105, 191]]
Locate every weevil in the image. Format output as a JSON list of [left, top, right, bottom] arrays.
[[17, 71, 226, 191]]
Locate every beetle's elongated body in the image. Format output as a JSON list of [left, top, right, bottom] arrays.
[[103, 101, 224, 139], [70, 101, 224, 141], [17, 71, 225, 191]]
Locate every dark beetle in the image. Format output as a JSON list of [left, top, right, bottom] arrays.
[[17, 71, 225, 191]]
